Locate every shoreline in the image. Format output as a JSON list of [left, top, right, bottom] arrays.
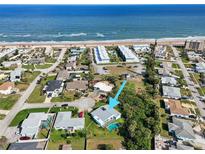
[[0, 36, 205, 47]]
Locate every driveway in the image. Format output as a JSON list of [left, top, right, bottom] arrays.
[[23, 97, 96, 111]]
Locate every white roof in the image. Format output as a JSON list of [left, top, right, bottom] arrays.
[[21, 112, 48, 137], [161, 77, 177, 85], [94, 82, 113, 92], [94, 46, 110, 64], [54, 112, 84, 129], [91, 105, 121, 123], [118, 45, 139, 62]]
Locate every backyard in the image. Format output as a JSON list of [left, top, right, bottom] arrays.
[[85, 113, 123, 150]]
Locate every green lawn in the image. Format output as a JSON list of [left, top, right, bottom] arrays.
[[47, 130, 85, 150], [27, 85, 46, 103], [181, 88, 192, 96], [51, 91, 76, 102], [21, 71, 41, 83], [85, 113, 123, 149], [0, 94, 20, 110], [172, 63, 180, 69], [45, 56, 56, 63], [155, 60, 162, 68], [35, 63, 53, 69], [0, 114, 6, 120], [10, 107, 78, 126], [22, 64, 35, 70], [154, 98, 171, 138]]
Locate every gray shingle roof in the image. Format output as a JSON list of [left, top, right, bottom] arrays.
[[168, 117, 195, 140], [163, 86, 181, 98], [46, 80, 63, 92]]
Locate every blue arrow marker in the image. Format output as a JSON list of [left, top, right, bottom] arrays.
[[109, 80, 127, 109]]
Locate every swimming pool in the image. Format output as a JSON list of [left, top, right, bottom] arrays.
[[107, 123, 120, 132]]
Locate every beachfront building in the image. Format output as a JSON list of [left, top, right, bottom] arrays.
[[70, 47, 86, 56], [155, 46, 167, 59], [133, 44, 151, 53], [185, 40, 205, 52], [94, 46, 110, 64], [54, 112, 84, 132], [118, 45, 139, 62], [91, 105, 121, 127]]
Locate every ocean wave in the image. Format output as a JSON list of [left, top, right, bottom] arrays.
[[37, 33, 87, 38], [96, 33, 105, 37], [13, 34, 31, 38]]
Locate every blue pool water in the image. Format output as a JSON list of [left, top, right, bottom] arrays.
[[107, 123, 120, 131]]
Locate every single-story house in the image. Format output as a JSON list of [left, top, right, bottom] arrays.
[[168, 117, 195, 141], [43, 80, 64, 97], [195, 62, 205, 73], [91, 105, 121, 127], [66, 80, 88, 91], [164, 99, 191, 118], [94, 81, 114, 93], [54, 112, 84, 132], [1, 60, 21, 68], [162, 86, 181, 99], [56, 70, 70, 81], [20, 112, 51, 138], [0, 82, 16, 95], [161, 76, 177, 86], [10, 68, 22, 82]]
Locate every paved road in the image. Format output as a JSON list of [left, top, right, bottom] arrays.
[[22, 97, 95, 111], [172, 46, 205, 118], [0, 49, 66, 137]]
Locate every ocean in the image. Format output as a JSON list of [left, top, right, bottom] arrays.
[[0, 5, 205, 42]]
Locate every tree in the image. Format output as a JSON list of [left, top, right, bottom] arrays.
[[97, 144, 114, 150]]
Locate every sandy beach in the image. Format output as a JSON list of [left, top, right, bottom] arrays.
[[0, 36, 205, 48]]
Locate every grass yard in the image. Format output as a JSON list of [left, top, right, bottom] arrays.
[[85, 113, 123, 150], [47, 130, 85, 150], [15, 83, 29, 91], [45, 56, 56, 63], [35, 63, 53, 69], [21, 71, 41, 83], [0, 94, 20, 110], [10, 107, 78, 126], [173, 70, 183, 78], [184, 63, 194, 68], [172, 63, 180, 69], [22, 64, 35, 70], [106, 66, 129, 75], [27, 85, 46, 103], [128, 78, 146, 94], [51, 91, 76, 102], [154, 97, 171, 138], [155, 60, 162, 68], [181, 88, 192, 96], [0, 114, 6, 120]]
